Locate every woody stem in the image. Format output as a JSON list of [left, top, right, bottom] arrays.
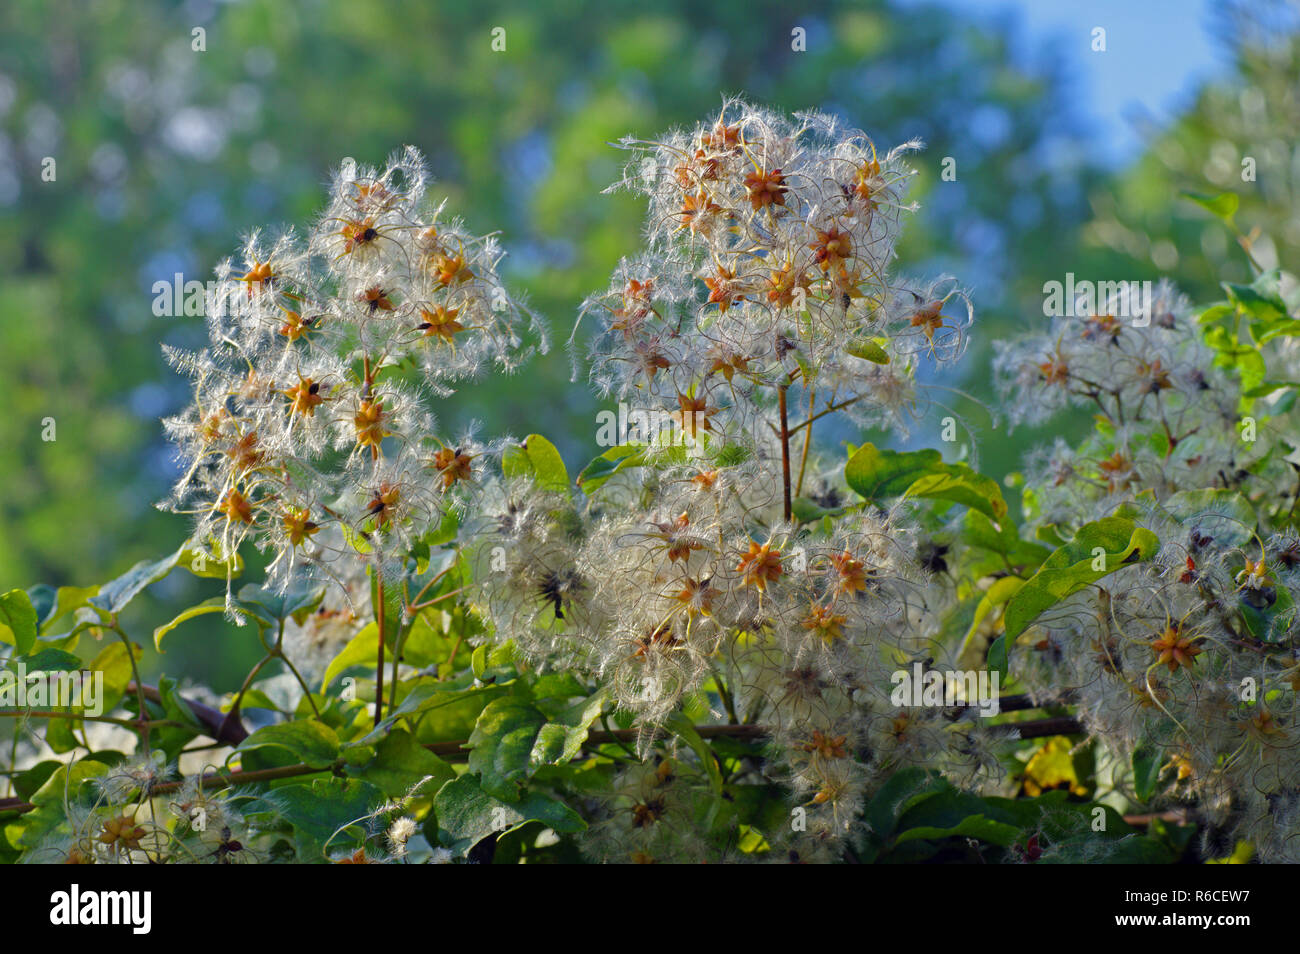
[[0, 700, 1074, 817], [796, 388, 815, 497], [109, 623, 151, 756], [375, 576, 386, 727], [778, 383, 792, 522]]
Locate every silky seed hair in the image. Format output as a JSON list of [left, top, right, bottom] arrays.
[[472, 104, 989, 859], [161, 146, 546, 606]]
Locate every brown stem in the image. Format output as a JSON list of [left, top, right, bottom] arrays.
[[110, 624, 151, 755], [0, 710, 177, 730], [956, 692, 1071, 714], [0, 708, 1093, 820], [0, 723, 777, 816], [789, 394, 865, 434], [1014, 716, 1082, 739], [441, 633, 465, 681], [409, 585, 468, 613], [407, 563, 456, 611], [222, 653, 274, 742], [129, 682, 248, 745], [0, 761, 327, 816], [421, 722, 772, 758], [375, 576, 387, 727], [1123, 809, 1192, 827], [796, 388, 814, 497], [778, 383, 792, 522]]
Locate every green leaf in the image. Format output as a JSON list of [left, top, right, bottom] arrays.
[[904, 466, 1007, 521], [846, 443, 1005, 521], [156, 676, 205, 732], [466, 687, 605, 801], [1249, 316, 1300, 345], [1197, 302, 1234, 326], [895, 786, 1033, 836], [1161, 489, 1256, 548], [340, 521, 373, 554], [19, 648, 81, 672], [1132, 742, 1162, 803], [148, 675, 204, 759], [10, 760, 61, 802], [963, 511, 1051, 567], [863, 768, 946, 841], [40, 586, 99, 634], [531, 692, 606, 765], [790, 496, 834, 523], [531, 671, 588, 702], [383, 673, 510, 727], [274, 778, 383, 860], [1023, 736, 1088, 796], [0, 589, 39, 655], [894, 814, 1022, 847], [4, 759, 109, 849], [153, 597, 229, 652], [25, 585, 56, 628], [1203, 323, 1268, 394], [1206, 841, 1254, 864], [576, 445, 645, 492], [845, 443, 947, 500], [1004, 517, 1160, 640], [237, 581, 327, 626], [411, 509, 460, 570], [400, 611, 453, 670], [1182, 189, 1238, 223], [1035, 523, 1068, 548], [1242, 380, 1300, 399], [846, 335, 890, 364], [87, 640, 142, 715], [321, 624, 378, 690], [1225, 268, 1287, 330], [44, 708, 78, 753], [874, 773, 946, 826], [1240, 584, 1294, 643], [433, 774, 585, 853], [986, 635, 1008, 680], [502, 434, 569, 493], [238, 721, 341, 769], [89, 551, 182, 614], [958, 576, 1024, 667], [665, 711, 723, 795], [177, 546, 244, 580], [348, 727, 455, 798], [468, 698, 548, 800]]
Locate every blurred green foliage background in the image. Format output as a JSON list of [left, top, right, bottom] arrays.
[[0, 0, 1292, 687]]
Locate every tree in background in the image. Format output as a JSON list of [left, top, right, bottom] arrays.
[[1085, 0, 1300, 299], [0, 0, 1095, 611]]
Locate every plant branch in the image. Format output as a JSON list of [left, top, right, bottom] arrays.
[[789, 394, 864, 434], [110, 623, 151, 755], [375, 575, 387, 727], [778, 383, 792, 522], [0, 702, 1080, 818], [128, 682, 248, 745], [795, 387, 814, 497]]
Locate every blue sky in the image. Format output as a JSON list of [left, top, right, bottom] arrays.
[[901, 0, 1232, 165]]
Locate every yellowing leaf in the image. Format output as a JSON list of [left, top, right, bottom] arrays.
[[1023, 736, 1087, 798]]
